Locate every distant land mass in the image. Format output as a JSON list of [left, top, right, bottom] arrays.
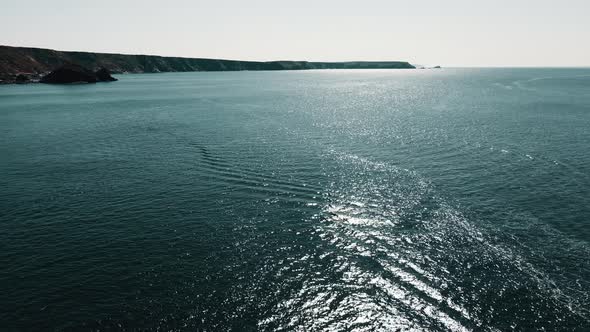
[[0, 45, 415, 83]]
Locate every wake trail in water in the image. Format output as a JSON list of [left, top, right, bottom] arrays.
[[257, 150, 589, 331]]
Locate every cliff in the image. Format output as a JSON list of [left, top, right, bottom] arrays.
[[0, 45, 415, 83]]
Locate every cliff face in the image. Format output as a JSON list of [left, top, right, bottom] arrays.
[[0, 45, 415, 82]]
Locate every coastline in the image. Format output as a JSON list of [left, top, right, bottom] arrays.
[[0, 45, 415, 84]]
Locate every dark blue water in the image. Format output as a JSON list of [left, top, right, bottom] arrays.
[[1, 69, 589, 331]]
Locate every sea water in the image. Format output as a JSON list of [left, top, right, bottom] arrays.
[[1, 68, 589, 330]]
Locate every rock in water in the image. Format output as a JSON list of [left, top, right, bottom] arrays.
[[15, 74, 30, 84], [95, 68, 118, 82], [40, 64, 98, 83], [40, 64, 117, 84]]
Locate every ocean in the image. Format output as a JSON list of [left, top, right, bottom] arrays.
[[1, 68, 589, 331]]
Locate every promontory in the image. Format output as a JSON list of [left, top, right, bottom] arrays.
[[0, 45, 415, 84]]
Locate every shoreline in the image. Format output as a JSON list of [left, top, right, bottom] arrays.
[[0, 45, 416, 84], [1, 67, 424, 85]]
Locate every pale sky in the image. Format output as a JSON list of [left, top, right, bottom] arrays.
[[2, 0, 589, 66]]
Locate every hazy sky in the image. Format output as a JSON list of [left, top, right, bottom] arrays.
[[2, 0, 589, 66]]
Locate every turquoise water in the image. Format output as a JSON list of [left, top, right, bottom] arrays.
[[1, 69, 589, 331]]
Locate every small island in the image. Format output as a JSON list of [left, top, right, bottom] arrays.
[[40, 64, 117, 84]]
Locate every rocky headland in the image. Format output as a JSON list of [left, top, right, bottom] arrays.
[[0, 45, 416, 84]]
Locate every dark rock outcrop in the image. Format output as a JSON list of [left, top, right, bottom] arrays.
[[95, 67, 117, 81], [15, 74, 29, 83], [40, 64, 98, 83], [40, 63, 117, 84]]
